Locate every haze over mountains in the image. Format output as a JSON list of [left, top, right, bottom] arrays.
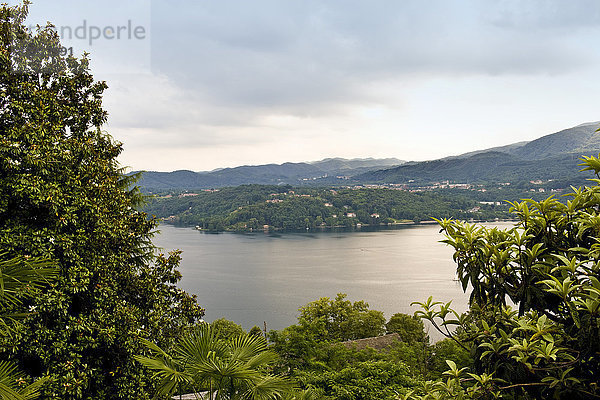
[[135, 158, 404, 191], [135, 122, 600, 191]]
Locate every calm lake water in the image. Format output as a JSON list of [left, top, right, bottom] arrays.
[[152, 223, 514, 337]]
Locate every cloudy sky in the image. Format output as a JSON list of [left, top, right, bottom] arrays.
[[17, 0, 600, 171]]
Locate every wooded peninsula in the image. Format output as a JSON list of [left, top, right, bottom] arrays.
[[143, 183, 561, 231]]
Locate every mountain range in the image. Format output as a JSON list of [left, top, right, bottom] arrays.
[[134, 122, 600, 192], [358, 122, 600, 185], [134, 157, 404, 191]]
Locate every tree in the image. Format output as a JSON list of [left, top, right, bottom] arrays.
[[248, 326, 263, 337], [409, 154, 600, 399], [268, 320, 326, 373], [0, 3, 204, 398], [268, 294, 386, 379], [297, 293, 386, 342], [136, 323, 291, 400], [385, 313, 428, 344], [211, 318, 245, 341]]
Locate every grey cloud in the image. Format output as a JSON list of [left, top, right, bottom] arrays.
[[486, 0, 600, 31], [148, 0, 599, 115], [24, 0, 600, 171]]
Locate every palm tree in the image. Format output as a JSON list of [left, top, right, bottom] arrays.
[[136, 323, 293, 400], [0, 253, 57, 400]]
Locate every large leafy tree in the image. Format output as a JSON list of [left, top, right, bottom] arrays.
[[0, 2, 204, 398], [410, 154, 600, 399], [385, 313, 428, 344], [296, 293, 386, 342]]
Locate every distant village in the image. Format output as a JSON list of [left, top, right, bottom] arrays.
[[158, 178, 559, 200]]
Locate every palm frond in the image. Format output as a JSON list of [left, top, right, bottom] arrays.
[[0, 360, 23, 400], [17, 375, 50, 400], [139, 338, 173, 361], [137, 325, 294, 399], [175, 324, 227, 364], [244, 351, 279, 371], [0, 252, 58, 307], [242, 374, 291, 400], [0, 360, 49, 400], [228, 334, 269, 362], [133, 355, 194, 399]]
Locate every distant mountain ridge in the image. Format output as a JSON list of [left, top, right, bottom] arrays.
[[508, 122, 600, 160], [134, 157, 404, 191], [134, 122, 600, 191], [358, 122, 600, 185]]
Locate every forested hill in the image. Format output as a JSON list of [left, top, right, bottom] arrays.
[[508, 122, 600, 159], [134, 157, 403, 191], [358, 122, 599, 185], [357, 152, 585, 184], [142, 184, 555, 231]]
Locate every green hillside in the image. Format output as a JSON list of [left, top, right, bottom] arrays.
[[359, 122, 600, 185]]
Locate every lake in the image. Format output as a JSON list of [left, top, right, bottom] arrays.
[[152, 223, 511, 338]]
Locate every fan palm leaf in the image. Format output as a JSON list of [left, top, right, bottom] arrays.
[[134, 339, 197, 399], [137, 324, 294, 400], [0, 253, 58, 334], [241, 374, 290, 400], [0, 252, 58, 307], [0, 253, 57, 400], [0, 360, 49, 400]]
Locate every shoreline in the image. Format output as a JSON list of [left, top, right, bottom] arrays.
[[163, 218, 520, 233]]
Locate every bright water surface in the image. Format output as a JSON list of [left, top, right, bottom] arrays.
[[152, 223, 516, 337]]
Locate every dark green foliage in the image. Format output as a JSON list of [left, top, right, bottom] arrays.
[[269, 294, 472, 399], [294, 360, 413, 400], [296, 294, 386, 342], [385, 313, 428, 344], [0, 3, 204, 398], [146, 184, 290, 227], [271, 328, 419, 399], [248, 326, 263, 337], [268, 320, 325, 372], [427, 339, 472, 378], [146, 185, 515, 230], [268, 293, 389, 379], [210, 317, 245, 341]]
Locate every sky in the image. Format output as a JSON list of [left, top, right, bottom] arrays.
[[14, 0, 600, 172]]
